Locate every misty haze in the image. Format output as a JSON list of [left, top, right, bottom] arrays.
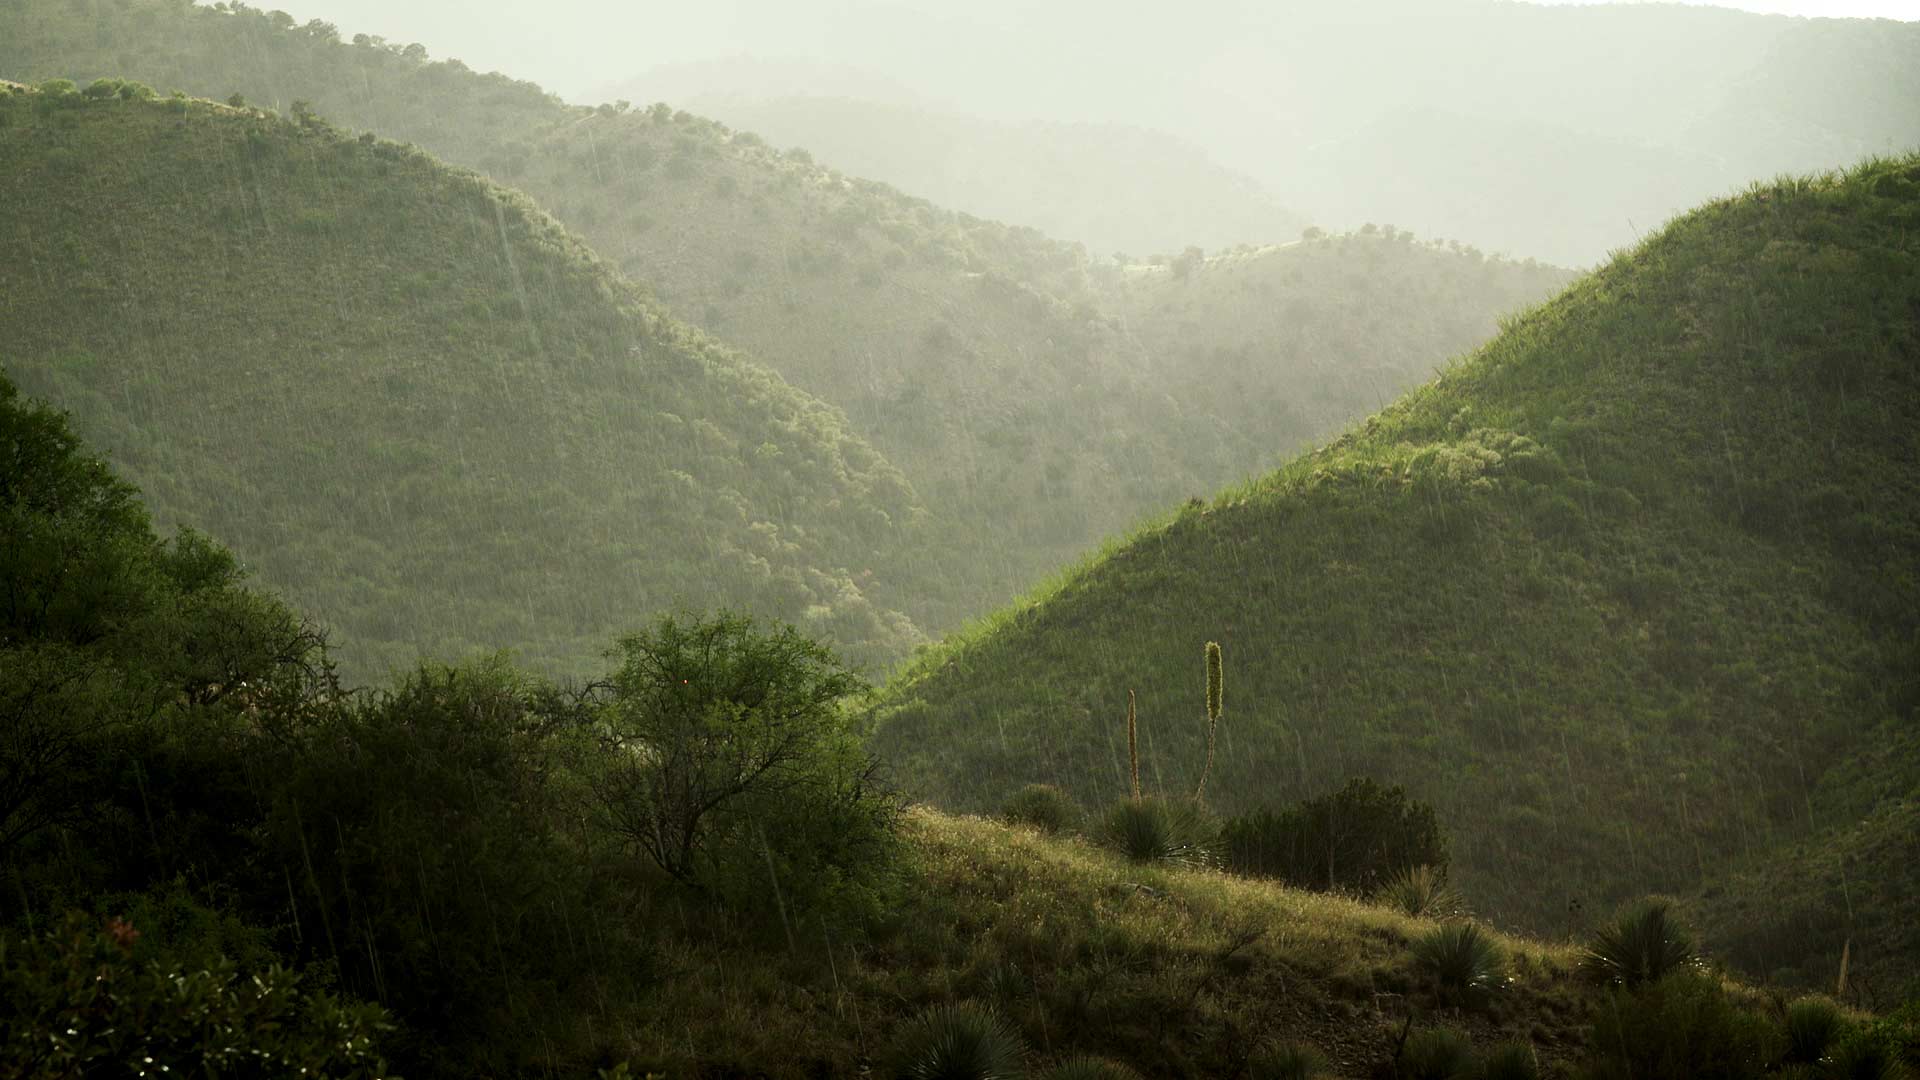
[[1, 0, 1916, 1076]]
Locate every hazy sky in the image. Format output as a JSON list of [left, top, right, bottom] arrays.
[[274, 0, 1920, 102], [1529, 0, 1918, 14]]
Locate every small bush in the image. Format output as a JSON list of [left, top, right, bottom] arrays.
[[1411, 921, 1507, 997], [1222, 777, 1446, 893], [1581, 971, 1782, 1080], [1096, 796, 1218, 867], [1784, 996, 1847, 1064], [1580, 901, 1697, 989], [1003, 784, 1079, 834], [888, 1001, 1027, 1080], [1379, 864, 1466, 919], [1482, 1043, 1540, 1080], [1398, 1027, 1477, 1080], [1254, 1043, 1329, 1079]]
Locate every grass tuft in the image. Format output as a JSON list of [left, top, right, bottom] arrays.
[[1410, 920, 1507, 996], [887, 1001, 1028, 1080], [1095, 797, 1219, 867]]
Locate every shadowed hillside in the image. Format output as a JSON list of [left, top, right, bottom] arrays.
[[0, 82, 924, 679], [871, 156, 1920, 990]]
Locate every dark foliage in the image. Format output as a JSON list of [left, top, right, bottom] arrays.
[[1580, 972, 1783, 1080], [1222, 778, 1447, 893]]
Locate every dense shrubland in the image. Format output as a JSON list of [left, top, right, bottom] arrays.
[[0, 0, 1574, 641], [870, 156, 1920, 995], [0, 84, 924, 680], [5, 370, 1917, 1076]]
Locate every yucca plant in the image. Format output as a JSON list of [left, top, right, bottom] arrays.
[[1783, 995, 1847, 1064], [1194, 641, 1223, 800], [1034, 1056, 1143, 1080], [1096, 796, 1219, 867], [888, 1002, 1028, 1080], [1410, 921, 1507, 996], [1254, 1043, 1330, 1080], [1378, 864, 1466, 920], [1480, 1042, 1539, 1080], [1397, 1027, 1477, 1080], [1579, 901, 1697, 989]]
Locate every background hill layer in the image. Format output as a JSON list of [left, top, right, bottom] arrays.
[[0, 84, 924, 679], [870, 157, 1920, 991], [0, 0, 1574, 634]]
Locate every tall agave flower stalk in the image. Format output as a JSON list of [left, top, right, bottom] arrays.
[[1195, 642, 1224, 800], [1127, 689, 1141, 801]]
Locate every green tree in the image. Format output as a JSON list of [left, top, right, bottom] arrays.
[[590, 610, 902, 923]]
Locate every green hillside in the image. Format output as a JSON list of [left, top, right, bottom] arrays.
[[870, 157, 1920, 989], [0, 0, 1573, 631], [1110, 232, 1577, 474], [0, 81, 924, 679]]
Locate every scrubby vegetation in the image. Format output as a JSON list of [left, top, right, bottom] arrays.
[[4, 363, 1917, 1076], [872, 156, 1920, 994], [0, 83, 923, 680], [0, 0, 1573, 642]]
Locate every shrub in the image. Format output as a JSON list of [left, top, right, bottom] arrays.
[[1253, 1043, 1329, 1079], [1410, 921, 1507, 997], [1222, 777, 1447, 893], [1784, 996, 1847, 1064], [1397, 1027, 1477, 1080], [1096, 796, 1218, 867], [1379, 864, 1466, 919], [1580, 901, 1697, 989], [1826, 1037, 1908, 1080], [888, 1001, 1027, 1080], [589, 610, 904, 925], [1581, 971, 1782, 1080], [1003, 784, 1079, 834], [1482, 1043, 1540, 1080], [260, 657, 606, 1058], [0, 912, 392, 1078]]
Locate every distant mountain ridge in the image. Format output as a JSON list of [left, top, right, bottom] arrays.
[[590, 74, 1309, 256]]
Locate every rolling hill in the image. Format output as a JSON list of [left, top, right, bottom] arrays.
[[0, 81, 925, 680], [587, 75, 1308, 256], [869, 156, 1920, 991], [0, 0, 1573, 634]]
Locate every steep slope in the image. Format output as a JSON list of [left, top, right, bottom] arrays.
[[0, 0, 1571, 632], [1110, 232, 1577, 476], [0, 82, 923, 680], [870, 157, 1920, 987]]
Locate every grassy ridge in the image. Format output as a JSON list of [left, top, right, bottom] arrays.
[[0, 83, 923, 679], [0, 0, 1575, 633], [870, 157, 1920, 988]]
